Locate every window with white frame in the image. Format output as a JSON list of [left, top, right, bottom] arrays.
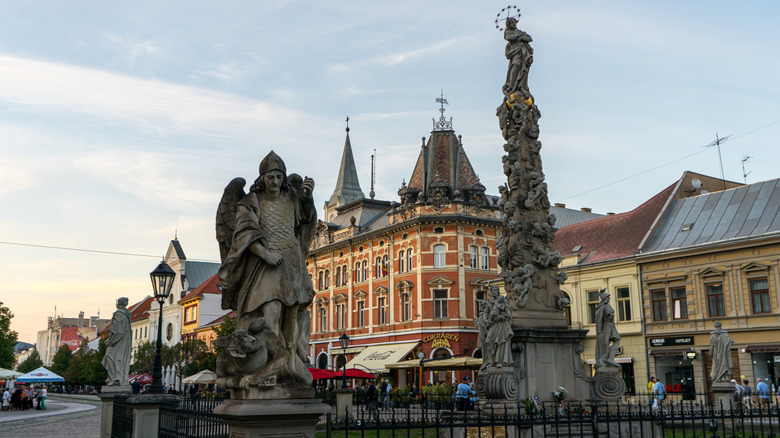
[[433, 244, 446, 268], [475, 289, 486, 315], [750, 278, 770, 314], [378, 296, 387, 324], [407, 248, 413, 270], [587, 290, 600, 324], [336, 303, 346, 330], [671, 287, 688, 320], [342, 265, 348, 285], [357, 300, 365, 326], [375, 257, 382, 278], [319, 304, 328, 332], [354, 262, 361, 282], [706, 282, 725, 317], [480, 247, 489, 270], [433, 289, 448, 319], [362, 260, 368, 281], [401, 293, 411, 321], [469, 246, 478, 268], [383, 255, 388, 277], [335, 267, 341, 287], [616, 286, 631, 322], [324, 270, 330, 288], [399, 250, 406, 273]]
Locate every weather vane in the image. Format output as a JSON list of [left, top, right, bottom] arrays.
[[495, 5, 521, 31]]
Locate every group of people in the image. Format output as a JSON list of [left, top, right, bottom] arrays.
[[733, 377, 777, 407], [1, 386, 47, 411]]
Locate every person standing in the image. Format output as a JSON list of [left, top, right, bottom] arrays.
[[742, 379, 752, 404], [652, 377, 666, 412], [456, 376, 475, 410], [756, 378, 770, 408], [40, 386, 47, 410], [365, 380, 379, 421], [2, 387, 10, 411]]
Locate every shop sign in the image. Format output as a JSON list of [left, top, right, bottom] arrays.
[[775, 356, 780, 363], [648, 336, 694, 347], [685, 351, 697, 360], [422, 333, 459, 349]]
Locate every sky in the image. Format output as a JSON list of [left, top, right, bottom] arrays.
[[2, 1, 779, 344]]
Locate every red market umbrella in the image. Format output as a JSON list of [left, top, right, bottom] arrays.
[[308, 368, 337, 380], [342, 368, 376, 379], [129, 374, 152, 384]]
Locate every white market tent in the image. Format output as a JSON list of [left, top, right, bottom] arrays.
[[0, 367, 23, 380], [182, 369, 217, 384], [15, 367, 65, 383]]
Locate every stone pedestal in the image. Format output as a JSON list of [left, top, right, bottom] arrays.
[[127, 394, 178, 438], [99, 386, 132, 438], [334, 388, 354, 420], [711, 381, 736, 410], [592, 367, 626, 402], [214, 398, 330, 438], [510, 327, 592, 403]]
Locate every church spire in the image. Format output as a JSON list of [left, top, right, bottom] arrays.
[[327, 117, 365, 210]]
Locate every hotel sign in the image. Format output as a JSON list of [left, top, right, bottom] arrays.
[[649, 336, 694, 347]]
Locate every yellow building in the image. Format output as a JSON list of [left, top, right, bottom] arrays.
[[179, 273, 229, 343], [639, 177, 780, 396]]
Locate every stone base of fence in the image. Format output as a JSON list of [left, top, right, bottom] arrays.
[[127, 394, 178, 438], [214, 398, 329, 438], [99, 386, 132, 438]]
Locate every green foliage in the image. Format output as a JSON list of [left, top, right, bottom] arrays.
[[130, 340, 170, 375], [62, 339, 107, 385], [50, 344, 73, 375], [0, 302, 19, 369], [16, 349, 43, 373], [213, 315, 236, 354]]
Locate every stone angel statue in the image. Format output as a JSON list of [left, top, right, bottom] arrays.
[[215, 151, 317, 399]]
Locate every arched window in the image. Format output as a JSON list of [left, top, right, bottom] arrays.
[[407, 248, 413, 270], [355, 262, 361, 282], [383, 255, 388, 277], [469, 246, 478, 268], [324, 270, 330, 288], [399, 250, 406, 273], [433, 244, 446, 268], [475, 229, 484, 236], [362, 260, 368, 281], [342, 265, 348, 285], [318, 271, 324, 290], [375, 257, 382, 278], [335, 267, 341, 287], [563, 292, 572, 327], [480, 247, 489, 270], [335, 355, 347, 371], [317, 353, 328, 370]]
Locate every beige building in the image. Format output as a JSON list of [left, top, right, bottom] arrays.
[[639, 177, 780, 396]]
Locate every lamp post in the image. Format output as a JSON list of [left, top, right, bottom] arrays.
[[149, 260, 176, 395], [339, 333, 350, 389]]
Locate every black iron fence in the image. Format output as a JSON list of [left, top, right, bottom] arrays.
[[158, 395, 229, 438], [325, 394, 780, 437], [111, 394, 134, 438]]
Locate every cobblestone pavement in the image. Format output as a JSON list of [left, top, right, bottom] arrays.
[[1, 396, 100, 438]]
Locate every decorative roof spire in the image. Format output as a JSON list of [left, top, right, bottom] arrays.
[[433, 90, 453, 131], [327, 117, 366, 209]]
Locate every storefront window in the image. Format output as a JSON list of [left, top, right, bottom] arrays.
[[750, 279, 771, 314], [751, 353, 780, 389], [706, 282, 725, 317], [654, 356, 695, 397]]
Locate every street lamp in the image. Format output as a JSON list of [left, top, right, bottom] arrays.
[[149, 260, 176, 395], [339, 333, 350, 389]]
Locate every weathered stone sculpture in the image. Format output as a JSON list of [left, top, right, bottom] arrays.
[[216, 151, 317, 399], [102, 297, 132, 387], [495, 14, 569, 330], [594, 289, 621, 369], [709, 321, 733, 382], [485, 286, 514, 368]]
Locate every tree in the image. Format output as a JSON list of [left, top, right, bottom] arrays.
[[62, 339, 107, 386], [130, 340, 173, 375], [16, 349, 42, 373], [0, 302, 18, 369], [213, 314, 236, 354], [50, 344, 73, 375]]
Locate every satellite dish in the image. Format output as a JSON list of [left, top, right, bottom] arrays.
[[700, 189, 709, 195], [691, 178, 702, 190]]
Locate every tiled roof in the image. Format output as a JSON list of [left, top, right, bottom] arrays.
[[554, 183, 676, 265], [129, 296, 154, 322], [549, 206, 605, 229], [643, 178, 780, 253], [202, 309, 236, 327], [179, 272, 221, 304]]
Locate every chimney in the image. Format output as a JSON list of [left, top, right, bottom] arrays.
[[554, 203, 566, 208], [78, 311, 85, 327], [580, 207, 592, 213], [607, 212, 616, 216]]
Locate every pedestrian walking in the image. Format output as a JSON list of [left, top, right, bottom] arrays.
[[364, 380, 379, 421], [756, 378, 770, 408], [652, 377, 666, 412], [1, 387, 10, 411]]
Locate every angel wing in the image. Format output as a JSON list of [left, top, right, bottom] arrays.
[[216, 177, 246, 262]]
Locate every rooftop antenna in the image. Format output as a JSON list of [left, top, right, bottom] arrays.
[[705, 132, 730, 190], [370, 149, 376, 199], [741, 154, 752, 183]]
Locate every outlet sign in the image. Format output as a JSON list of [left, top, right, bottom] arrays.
[[649, 336, 694, 347]]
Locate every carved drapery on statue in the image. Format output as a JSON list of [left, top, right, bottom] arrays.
[[216, 151, 317, 399], [709, 321, 733, 383], [495, 12, 569, 328], [594, 289, 621, 369], [102, 297, 132, 387]]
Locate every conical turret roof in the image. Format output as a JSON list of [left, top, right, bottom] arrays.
[[327, 127, 365, 208]]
